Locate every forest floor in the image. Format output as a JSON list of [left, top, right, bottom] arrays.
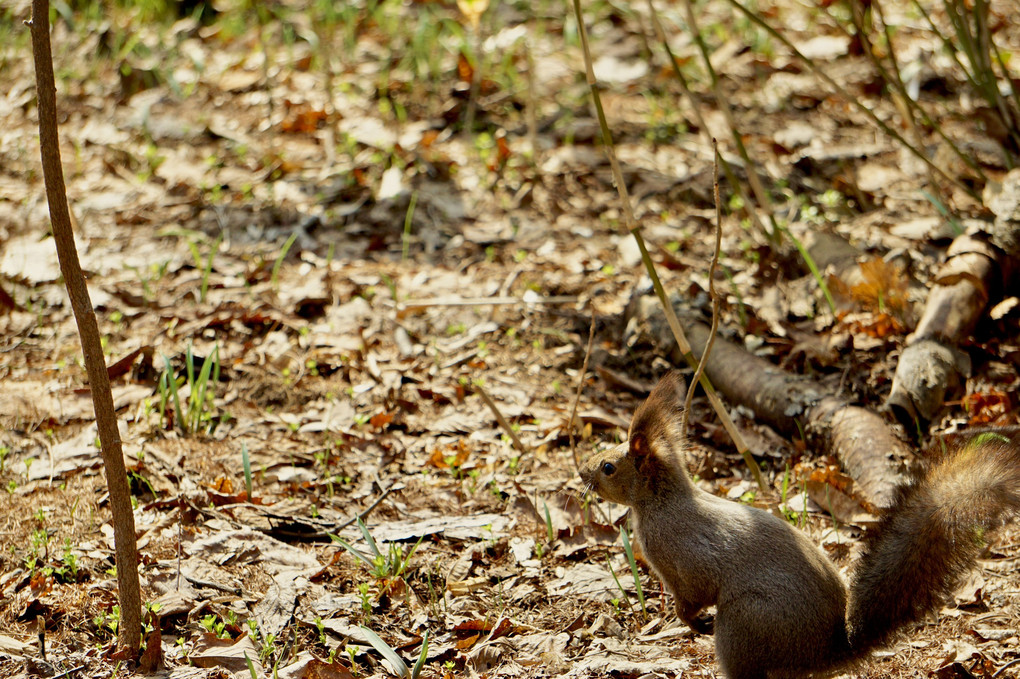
[[1, 0, 1019, 677]]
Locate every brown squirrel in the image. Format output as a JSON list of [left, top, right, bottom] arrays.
[[580, 370, 1020, 679]]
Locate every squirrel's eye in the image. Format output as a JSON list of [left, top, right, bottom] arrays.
[[601, 462, 616, 476]]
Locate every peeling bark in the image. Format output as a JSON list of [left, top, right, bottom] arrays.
[[886, 232, 1012, 428]]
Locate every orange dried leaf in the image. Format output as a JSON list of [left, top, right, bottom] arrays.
[[211, 476, 234, 493], [455, 633, 480, 650], [457, 53, 473, 84], [370, 411, 394, 429], [428, 441, 471, 468], [964, 390, 1010, 425], [849, 258, 910, 315]]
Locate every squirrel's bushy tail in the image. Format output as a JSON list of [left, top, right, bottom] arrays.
[[847, 431, 1020, 653]]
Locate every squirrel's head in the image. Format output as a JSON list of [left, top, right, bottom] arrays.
[[580, 371, 689, 507]]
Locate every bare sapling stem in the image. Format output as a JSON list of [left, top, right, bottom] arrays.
[[569, 0, 766, 491], [570, 310, 597, 470], [681, 142, 723, 440], [676, 0, 780, 244], [722, 0, 980, 201], [28, 0, 142, 654]]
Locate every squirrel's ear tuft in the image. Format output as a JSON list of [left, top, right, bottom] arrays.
[[632, 370, 688, 436], [649, 370, 687, 407]]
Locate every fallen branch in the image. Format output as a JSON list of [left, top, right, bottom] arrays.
[[637, 307, 911, 507], [887, 231, 1017, 428]]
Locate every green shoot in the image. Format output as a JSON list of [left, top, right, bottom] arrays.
[[187, 233, 222, 304], [242, 443, 253, 499], [271, 232, 298, 290], [411, 630, 429, 679], [401, 190, 418, 262], [779, 225, 836, 316], [542, 501, 554, 543], [158, 343, 222, 436], [330, 518, 425, 579], [606, 555, 636, 614], [620, 526, 647, 618]]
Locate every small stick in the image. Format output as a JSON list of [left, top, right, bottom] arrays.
[[400, 295, 577, 309], [332, 486, 395, 532], [570, 310, 598, 470], [681, 142, 723, 439], [475, 383, 528, 454]]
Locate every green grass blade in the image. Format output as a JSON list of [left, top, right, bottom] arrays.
[[192, 344, 219, 432], [161, 355, 186, 435], [605, 555, 635, 613], [243, 652, 258, 679], [242, 442, 253, 499], [200, 234, 222, 303], [621, 526, 647, 618], [329, 534, 377, 569], [395, 533, 426, 578], [357, 516, 382, 558], [271, 232, 298, 290], [359, 625, 410, 678], [411, 630, 429, 679]]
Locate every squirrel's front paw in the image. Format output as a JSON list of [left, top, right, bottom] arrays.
[[687, 613, 714, 635]]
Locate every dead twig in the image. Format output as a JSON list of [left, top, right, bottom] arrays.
[[476, 383, 528, 454], [570, 309, 598, 470]]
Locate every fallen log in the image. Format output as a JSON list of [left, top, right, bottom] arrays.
[[632, 299, 910, 508]]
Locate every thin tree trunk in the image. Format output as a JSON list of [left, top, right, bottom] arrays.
[[29, 0, 141, 655]]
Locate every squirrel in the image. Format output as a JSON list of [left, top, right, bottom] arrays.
[[580, 370, 1020, 679]]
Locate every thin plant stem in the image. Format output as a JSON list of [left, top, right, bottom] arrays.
[[29, 0, 141, 653], [681, 142, 723, 439], [570, 0, 766, 491], [570, 310, 597, 471], [677, 0, 780, 243], [722, 0, 981, 201]]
